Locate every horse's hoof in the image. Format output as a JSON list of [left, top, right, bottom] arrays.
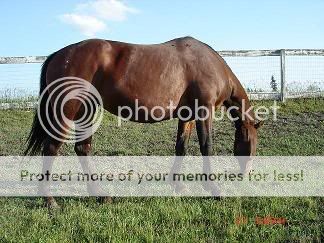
[[96, 196, 113, 204], [175, 183, 189, 194], [202, 182, 221, 196], [45, 199, 60, 210], [210, 189, 222, 198], [169, 181, 189, 194], [211, 195, 222, 201]]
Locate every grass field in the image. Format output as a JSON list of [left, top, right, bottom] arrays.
[[0, 98, 323, 242]]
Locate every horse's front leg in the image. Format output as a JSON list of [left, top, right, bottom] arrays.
[[195, 106, 221, 197], [169, 120, 195, 193]]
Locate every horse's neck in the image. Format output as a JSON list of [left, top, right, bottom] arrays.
[[227, 82, 255, 126]]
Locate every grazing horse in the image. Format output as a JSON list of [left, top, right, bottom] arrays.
[[25, 36, 262, 208]]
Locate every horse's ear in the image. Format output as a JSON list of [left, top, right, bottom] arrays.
[[254, 121, 264, 129]]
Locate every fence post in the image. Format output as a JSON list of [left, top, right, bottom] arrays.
[[280, 49, 286, 102]]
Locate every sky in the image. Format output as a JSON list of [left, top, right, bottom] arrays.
[[0, 0, 323, 56], [0, 0, 323, 94]]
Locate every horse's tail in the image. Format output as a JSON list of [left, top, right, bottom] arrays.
[[24, 52, 57, 155]]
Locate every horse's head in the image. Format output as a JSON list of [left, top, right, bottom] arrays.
[[234, 121, 263, 156]]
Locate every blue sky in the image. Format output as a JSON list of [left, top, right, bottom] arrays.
[[0, 0, 323, 94], [0, 0, 323, 56]]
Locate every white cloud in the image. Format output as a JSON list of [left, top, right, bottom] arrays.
[[60, 0, 138, 37], [77, 0, 139, 21], [60, 14, 107, 37]]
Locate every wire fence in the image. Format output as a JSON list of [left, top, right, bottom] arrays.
[[0, 49, 323, 109], [0, 63, 40, 99], [285, 56, 324, 93], [224, 56, 281, 92]]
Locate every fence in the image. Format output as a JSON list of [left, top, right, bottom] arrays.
[[220, 49, 324, 102], [0, 49, 323, 109]]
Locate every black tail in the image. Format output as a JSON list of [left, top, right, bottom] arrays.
[[24, 52, 57, 155]]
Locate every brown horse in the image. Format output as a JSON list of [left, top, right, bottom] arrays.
[[25, 36, 262, 207]]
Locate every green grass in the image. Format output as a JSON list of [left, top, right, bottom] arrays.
[[0, 98, 323, 242]]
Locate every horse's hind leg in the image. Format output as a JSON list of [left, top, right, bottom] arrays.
[[40, 98, 81, 208], [74, 106, 113, 204], [74, 137, 113, 204], [40, 110, 74, 208], [40, 138, 63, 209]]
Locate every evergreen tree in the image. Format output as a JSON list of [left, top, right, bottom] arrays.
[[270, 75, 278, 92]]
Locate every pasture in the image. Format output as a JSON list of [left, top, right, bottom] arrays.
[[0, 98, 323, 242]]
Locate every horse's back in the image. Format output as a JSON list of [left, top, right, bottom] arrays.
[[46, 37, 234, 120], [48, 36, 228, 85]]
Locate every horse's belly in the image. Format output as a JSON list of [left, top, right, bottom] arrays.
[[102, 91, 182, 123]]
